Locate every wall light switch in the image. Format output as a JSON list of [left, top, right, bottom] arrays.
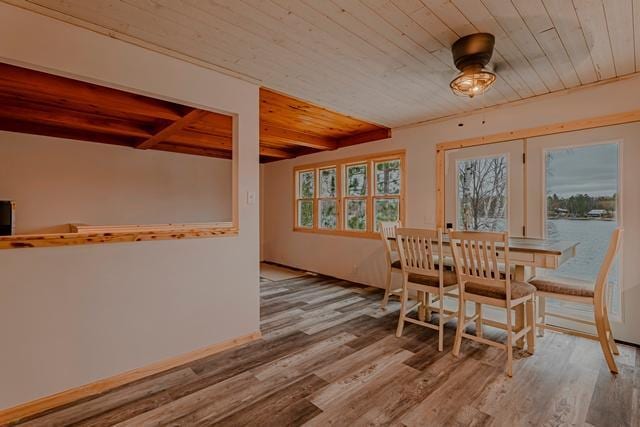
[[247, 191, 256, 205]]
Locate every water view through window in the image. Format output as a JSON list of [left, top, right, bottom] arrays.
[[545, 143, 620, 317]]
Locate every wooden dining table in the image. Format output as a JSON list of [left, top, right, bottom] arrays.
[[388, 235, 579, 281], [387, 235, 579, 351]]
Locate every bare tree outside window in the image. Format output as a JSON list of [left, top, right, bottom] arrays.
[[457, 155, 507, 231]]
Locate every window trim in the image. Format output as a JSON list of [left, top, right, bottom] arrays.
[[293, 150, 405, 239]]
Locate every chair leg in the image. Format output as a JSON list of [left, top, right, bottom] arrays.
[[381, 266, 392, 309], [475, 302, 483, 338], [538, 295, 546, 337], [515, 305, 525, 349], [526, 298, 535, 355], [452, 294, 465, 357], [438, 291, 445, 352], [595, 302, 618, 374], [506, 306, 514, 377], [603, 304, 620, 355], [418, 291, 427, 321], [396, 277, 409, 338]]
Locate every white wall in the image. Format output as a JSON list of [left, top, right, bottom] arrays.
[[263, 75, 640, 344], [0, 4, 259, 409], [0, 132, 232, 234]]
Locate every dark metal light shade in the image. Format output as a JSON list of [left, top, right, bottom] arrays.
[[450, 33, 497, 98]]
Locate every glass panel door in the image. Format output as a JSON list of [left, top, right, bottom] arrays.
[[445, 140, 525, 236], [528, 140, 621, 321]]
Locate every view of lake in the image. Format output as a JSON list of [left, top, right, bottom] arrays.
[[545, 218, 620, 315]]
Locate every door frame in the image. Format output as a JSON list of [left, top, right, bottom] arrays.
[[435, 109, 640, 228]]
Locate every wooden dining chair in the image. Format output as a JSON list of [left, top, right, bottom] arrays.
[[395, 228, 459, 351], [450, 230, 536, 376], [530, 227, 623, 374], [379, 220, 403, 309]]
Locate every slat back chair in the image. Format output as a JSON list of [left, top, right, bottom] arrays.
[[531, 227, 623, 373], [450, 230, 536, 376], [378, 220, 403, 308], [395, 228, 458, 351]]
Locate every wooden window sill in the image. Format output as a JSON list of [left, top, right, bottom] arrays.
[[0, 225, 238, 250], [293, 227, 381, 240]]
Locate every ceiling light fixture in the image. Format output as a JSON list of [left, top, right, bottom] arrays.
[[450, 33, 496, 98]]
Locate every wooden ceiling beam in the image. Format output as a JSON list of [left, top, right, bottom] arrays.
[[165, 130, 232, 151], [0, 62, 184, 121], [259, 146, 295, 159], [260, 123, 338, 150], [153, 143, 233, 160], [338, 128, 392, 147], [137, 109, 210, 149], [0, 118, 143, 148], [0, 102, 153, 138]]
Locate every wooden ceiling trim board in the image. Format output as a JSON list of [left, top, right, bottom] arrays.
[[573, 0, 617, 80], [222, 0, 438, 121], [338, 128, 392, 148], [602, 0, 635, 76], [0, 62, 183, 121], [286, 0, 472, 116], [136, 109, 209, 149], [480, 0, 565, 91], [184, 0, 416, 124], [634, 0, 640, 72], [511, 0, 581, 88], [542, 0, 599, 84], [260, 124, 338, 151]]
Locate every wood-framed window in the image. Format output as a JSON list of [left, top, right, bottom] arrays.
[[294, 150, 405, 238]]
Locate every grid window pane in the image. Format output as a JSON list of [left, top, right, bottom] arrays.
[[375, 160, 401, 195], [319, 168, 337, 198], [346, 164, 367, 196], [374, 198, 399, 230], [319, 199, 337, 229], [457, 155, 507, 231], [297, 200, 313, 228], [298, 171, 315, 199], [345, 199, 366, 231]]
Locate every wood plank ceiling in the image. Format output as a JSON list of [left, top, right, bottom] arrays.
[[0, 62, 389, 162], [14, 0, 640, 127]]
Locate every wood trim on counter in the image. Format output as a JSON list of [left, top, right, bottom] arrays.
[[0, 226, 238, 250], [0, 331, 262, 425], [435, 109, 640, 228]]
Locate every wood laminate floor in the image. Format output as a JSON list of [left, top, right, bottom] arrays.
[[12, 273, 639, 426]]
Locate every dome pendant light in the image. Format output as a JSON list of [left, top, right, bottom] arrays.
[[450, 33, 497, 98]]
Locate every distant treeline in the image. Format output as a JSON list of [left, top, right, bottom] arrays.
[[547, 193, 616, 217]]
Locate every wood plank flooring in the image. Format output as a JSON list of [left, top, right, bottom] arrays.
[[11, 272, 639, 426]]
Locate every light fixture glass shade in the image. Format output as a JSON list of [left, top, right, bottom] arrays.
[[450, 66, 496, 98]]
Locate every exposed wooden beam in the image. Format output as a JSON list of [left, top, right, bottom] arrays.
[[338, 128, 391, 147], [0, 118, 143, 148], [259, 146, 295, 159], [137, 109, 210, 149], [0, 62, 184, 121], [260, 123, 337, 150], [165, 130, 233, 151], [154, 143, 232, 160], [0, 102, 152, 138]]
